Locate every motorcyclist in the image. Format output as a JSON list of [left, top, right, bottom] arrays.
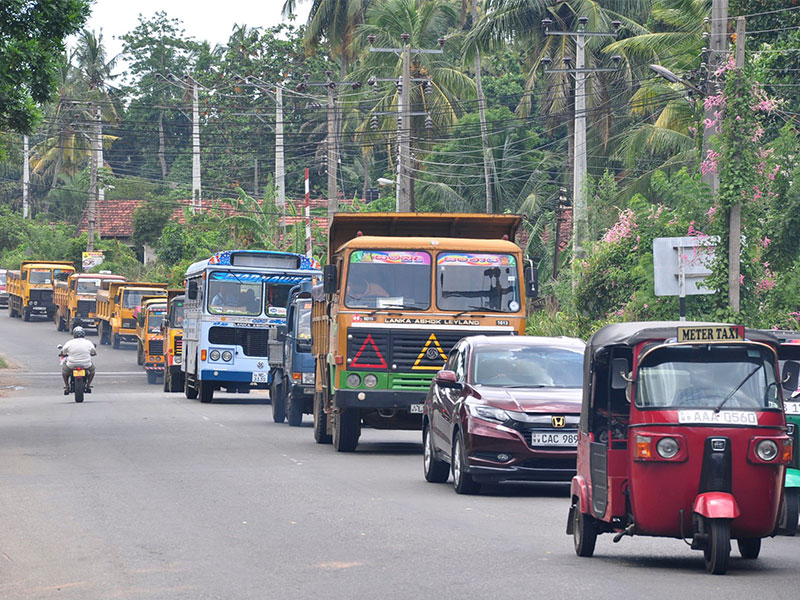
[[59, 326, 97, 395]]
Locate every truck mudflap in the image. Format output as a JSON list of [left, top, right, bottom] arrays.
[[334, 389, 426, 410]]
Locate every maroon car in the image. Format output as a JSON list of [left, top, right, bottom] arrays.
[[423, 335, 585, 494]]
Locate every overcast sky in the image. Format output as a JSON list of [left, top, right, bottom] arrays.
[[76, 0, 312, 75]]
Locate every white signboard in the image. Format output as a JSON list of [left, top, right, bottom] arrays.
[[653, 236, 718, 297]]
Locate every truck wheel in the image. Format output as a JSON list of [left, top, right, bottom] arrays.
[[271, 377, 285, 423], [704, 518, 731, 575], [313, 394, 332, 444], [146, 370, 158, 384], [423, 424, 449, 483], [572, 501, 597, 557], [112, 334, 120, 349], [185, 374, 199, 400], [163, 370, 170, 392], [287, 390, 303, 427], [172, 371, 184, 393], [22, 308, 30, 322], [452, 434, 480, 495], [333, 408, 360, 452], [199, 380, 214, 403]]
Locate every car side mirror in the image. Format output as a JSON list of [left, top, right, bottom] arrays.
[[276, 325, 287, 342], [435, 370, 462, 390], [187, 280, 198, 300], [524, 263, 538, 299], [611, 358, 631, 390], [782, 360, 800, 391], [323, 264, 338, 294]]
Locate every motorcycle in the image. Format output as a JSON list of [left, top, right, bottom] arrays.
[[58, 344, 89, 403]]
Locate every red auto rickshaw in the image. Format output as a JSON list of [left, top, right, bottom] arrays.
[[568, 322, 799, 574]]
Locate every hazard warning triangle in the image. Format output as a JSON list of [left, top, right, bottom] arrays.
[[412, 333, 448, 371], [351, 334, 388, 369]]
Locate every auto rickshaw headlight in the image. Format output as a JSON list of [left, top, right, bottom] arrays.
[[756, 439, 779, 461], [656, 437, 679, 459]]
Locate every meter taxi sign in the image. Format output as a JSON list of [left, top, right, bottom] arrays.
[[676, 325, 744, 343]]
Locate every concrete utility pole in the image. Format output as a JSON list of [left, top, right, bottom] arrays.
[[275, 84, 286, 236], [87, 104, 102, 252], [704, 0, 729, 196], [368, 34, 444, 212], [472, 0, 493, 214], [191, 76, 202, 214], [296, 72, 362, 221], [22, 135, 29, 218], [304, 167, 312, 258], [729, 16, 745, 313], [542, 17, 621, 264]]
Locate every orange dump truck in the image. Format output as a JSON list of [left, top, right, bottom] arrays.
[[54, 272, 126, 332], [7, 260, 75, 321], [96, 281, 167, 348]]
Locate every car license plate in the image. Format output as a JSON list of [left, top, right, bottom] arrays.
[[251, 372, 269, 383], [531, 432, 577, 446], [409, 404, 424, 414], [786, 401, 800, 415]]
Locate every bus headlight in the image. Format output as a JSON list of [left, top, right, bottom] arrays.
[[346, 373, 361, 388], [756, 439, 779, 461], [363, 374, 378, 388], [209, 350, 221, 361], [221, 351, 233, 362]]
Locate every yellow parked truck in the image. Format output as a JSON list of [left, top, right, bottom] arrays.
[[7, 260, 75, 321], [96, 281, 167, 348], [312, 213, 536, 452], [136, 296, 168, 384], [54, 273, 126, 332], [161, 289, 185, 393]]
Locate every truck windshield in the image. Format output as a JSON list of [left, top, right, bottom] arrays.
[[170, 301, 184, 327], [76, 279, 101, 294], [148, 313, 165, 333], [208, 272, 262, 316], [266, 284, 293, 317], [123, 290, 159, 309], [296, 301, 312, 340], [437, 253, 520, 312], [345, 250, 431, 309], [474, 345, 583, 388], [29, 269, 52, 284], [636, 345, 779, 409], [54, 269, 72, 281]]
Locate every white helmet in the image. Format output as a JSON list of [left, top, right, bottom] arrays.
[[72, 326, 86, 338]]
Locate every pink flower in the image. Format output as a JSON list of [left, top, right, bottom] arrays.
[[706, 205, 717, 221], [602, 208, 638, 245], [762, 237, 771, 248], [701, 149, 720, 175], [740, 274, 745, 284]]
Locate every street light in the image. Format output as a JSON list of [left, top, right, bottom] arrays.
[[649, 64, 704, 95]]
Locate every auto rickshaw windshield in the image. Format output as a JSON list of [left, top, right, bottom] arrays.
[[635, 344, 780, 410]]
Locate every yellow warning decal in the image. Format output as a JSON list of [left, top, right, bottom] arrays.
[[412, 333, 448, 371]]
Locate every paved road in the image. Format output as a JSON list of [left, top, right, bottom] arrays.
[[0, 312, 798, 599]]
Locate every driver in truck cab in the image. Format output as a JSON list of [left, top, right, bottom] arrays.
[[345, 274, 389, 305]]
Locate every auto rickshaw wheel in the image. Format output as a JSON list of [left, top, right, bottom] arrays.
[[572, 506, 597, 557], [777, 488, 799, 536], [703, 518, 730, 575], [737, 538, 761, 559]]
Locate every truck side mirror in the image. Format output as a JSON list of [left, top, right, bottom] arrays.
[[276, 325, 287, 342], [611, 358, 631, 390], [782, 360, 800, 391], [323, 264, 338, 294], [524, 263, 538, 299], [187, 280, 198, 300]]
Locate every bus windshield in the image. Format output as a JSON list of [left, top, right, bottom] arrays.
[[345, 250, 431, 309], [29, 269, 52, 284], [636, 344, 780, 409], [437, 253, 520, 312], [76, 279, 101, 294], [208, 272, 262, 316]]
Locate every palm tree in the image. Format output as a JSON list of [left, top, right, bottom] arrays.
[[282, 0, 368, 77]]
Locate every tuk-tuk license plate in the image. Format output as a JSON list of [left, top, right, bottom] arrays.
[[531, 432, 578, 446], [251, 372, 269, 383], [786, 401, 800, 415], [409, 404, 424, 414]]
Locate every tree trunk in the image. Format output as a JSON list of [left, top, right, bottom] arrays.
[[158, 111, 168, 180]]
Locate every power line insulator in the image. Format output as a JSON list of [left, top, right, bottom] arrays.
[[370, 116, 378, 130]]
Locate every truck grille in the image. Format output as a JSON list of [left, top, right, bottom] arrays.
[[149, 340, 164, 355], [77, 299, 95, 317], [346, 328, 507, 373], [30, 289, 53, 304], [209, 326, 268, 357]]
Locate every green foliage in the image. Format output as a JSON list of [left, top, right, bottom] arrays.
[[132, 200, 175, 248], [0, 0, 90, 133]]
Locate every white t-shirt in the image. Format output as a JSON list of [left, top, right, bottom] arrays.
[[61, 338, 96, 367]]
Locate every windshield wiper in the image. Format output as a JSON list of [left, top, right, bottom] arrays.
[[715, 365, 761, 412], [454, 306, 508, 319]]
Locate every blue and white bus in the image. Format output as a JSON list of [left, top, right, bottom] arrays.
[[182, 250, 321, 403]]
